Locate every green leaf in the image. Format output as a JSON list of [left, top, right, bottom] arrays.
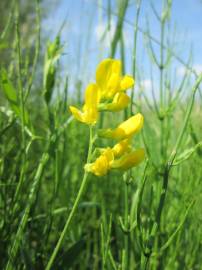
[[1, 68, 18, 106], [173, 142, 202, 166], [43, 36, 63, 104], [1, 68, 29, 124], [56, 239, 85, 268]]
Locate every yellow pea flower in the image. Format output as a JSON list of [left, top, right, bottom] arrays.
[[98, 113, 144, 140], [84, 148, 114, 176], [98, 92, 130, 112], [69, 83, 100, 125], [96, 58, 134, 99], [112, 138, 132, 157], [111, 148, 145, 170]]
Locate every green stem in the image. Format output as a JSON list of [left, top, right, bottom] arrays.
[[6, 152, 49, 270], [159, 19, 165, 162], [45, 126, 94, 270], [13, 5, 26, 203], [123, 180, 130, 270], [131, 0, 142, 116], [156, 74, 202, 228]]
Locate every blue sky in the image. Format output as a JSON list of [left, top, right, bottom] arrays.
[[43, 0, 202, 95]]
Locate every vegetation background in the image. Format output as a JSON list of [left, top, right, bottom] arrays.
[[0, 0, 202, 269]]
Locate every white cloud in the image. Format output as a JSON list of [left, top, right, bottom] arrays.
[[95, 19, 132, 48], [193, 64, 202, 75], [177, 64, 202, 77], [139, 79, 152, 91]]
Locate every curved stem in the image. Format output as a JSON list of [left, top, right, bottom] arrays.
[[45, 126, 94, 270]]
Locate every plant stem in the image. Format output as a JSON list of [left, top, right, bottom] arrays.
[[123, 180, 130, 270], [13, 4, 26, 203], [6, 151, 49, 270], [45, 126, 94, 270], [156, 74, 202, 228], [131, 0, 142, 116]]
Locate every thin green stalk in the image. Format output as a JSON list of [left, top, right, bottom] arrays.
[[156, 74, 202, 228], [6, 152, 50, 270], [45, 126, 94, 270], [0, 0, 14, 40], [159, 19, 166, 162], [123, 180, 130, 270], [24, 0, 41, 102], [13, 5, 26, 203], [131, 0, 142, 116], [110, 0, 129, 58]]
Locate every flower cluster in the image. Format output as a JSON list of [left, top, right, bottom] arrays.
[[69, 59, 145, 176]]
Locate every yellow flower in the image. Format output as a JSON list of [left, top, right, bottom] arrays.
[[111, 148, 145, 170], [98, 92, 130, 112], [96, 59, 134, 99], [112, 138, 132, 157], [98, 113, 144, 140], [84, 148, 114, 176], [69, 83, 100, 125], [85, 146, 145, 176]]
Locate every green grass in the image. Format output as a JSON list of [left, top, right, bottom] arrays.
[[0, 0, 202, 269]]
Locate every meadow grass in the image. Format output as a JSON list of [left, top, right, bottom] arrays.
[[0, 0, 202, 269]]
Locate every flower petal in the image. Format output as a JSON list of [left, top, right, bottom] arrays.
[[112, 138, 132, 157], [120, 75, 134, 91], [111, 148, 145, 170], [96, 59, 114, 90], [98, 93, 130, 112], [109, 92, 130, 111], [84, 83, 100, 108], [98, 113, 144, 140], [84, 148, 114, 176], [117, 113, 144, 138], [96, 59, 122, 99], [69, 106, 84, 123], [83, 83, 100, 124]]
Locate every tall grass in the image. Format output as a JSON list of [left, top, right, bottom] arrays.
[[0, 0, 202, 269]]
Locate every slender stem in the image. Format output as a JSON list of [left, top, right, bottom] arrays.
[[156, 74, 202, 228], [6, 152, 49, 270], [110, 0, 129, 58], [45, 126, 94, 270], [131, 0, 142, 115], [123, 180, 129, 270], [24, 0, 41, 102], [160, 19, 165, 162], [13, 4, 26, 203]]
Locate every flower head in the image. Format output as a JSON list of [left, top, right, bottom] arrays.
[[98, 113, 144, 140], [96, 59, 134, 100], [84, 146, 145, 177], [69, 83, 100, 125]]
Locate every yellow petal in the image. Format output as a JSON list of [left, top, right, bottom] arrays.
[[111, 148, 145, 170], [109, 92, 130, 111], [117, 113, 143, 137], [98, 92, 130, 112], [120, 75, 134, 90], [107, 73, 120, 91], [83, 83, 100, 124], [69, 106, 84, 123], [96, 59, 114, 90], [84, 83, 100, 108], [84, 148, 114, 176], [96, 59, 122, 99], [98, 113, 144, 140], [112, 138, 132, 157], [111, 59, 121, 73]]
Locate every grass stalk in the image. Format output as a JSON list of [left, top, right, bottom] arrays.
[[45, 126, 94, 270]]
